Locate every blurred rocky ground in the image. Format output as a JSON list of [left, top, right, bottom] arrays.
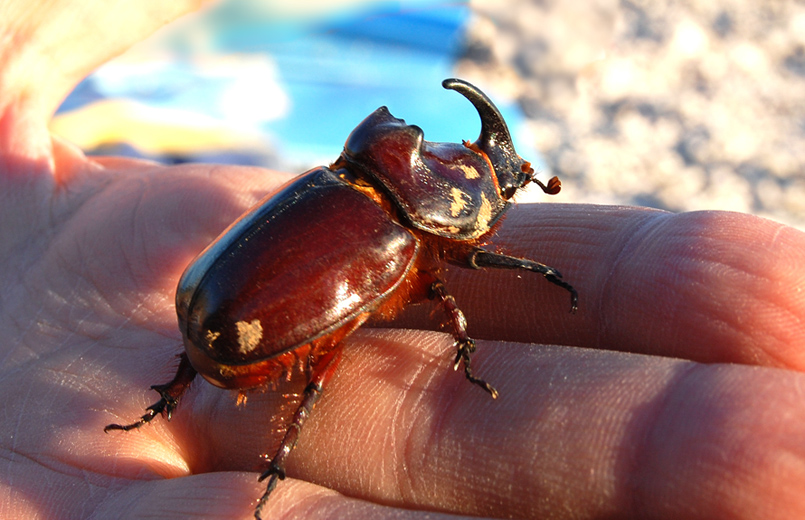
[[456, 0, 805, 230]]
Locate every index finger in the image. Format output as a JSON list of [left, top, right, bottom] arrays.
[[395, 204, 805, 369]]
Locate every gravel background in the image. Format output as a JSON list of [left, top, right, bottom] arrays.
[[455, 0, 805, 230]]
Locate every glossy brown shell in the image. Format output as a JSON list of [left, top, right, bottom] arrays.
[[176, 167, 418, 389]]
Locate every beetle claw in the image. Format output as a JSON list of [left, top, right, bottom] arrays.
[[453, 338, 476, 371], [258, 465, 285, 483], [253, 439, 291, 519], [104, 353, 197, 432], [255, 467, 283, 520], [454, 341, 499, 399], [103, 391, 178, 432], [103, 405, 160, 432], [253, 472, 280, 520]]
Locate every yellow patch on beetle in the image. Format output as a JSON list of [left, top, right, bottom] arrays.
[[205, 329, 221, 348], [218, 365, 237, 380], [476, 193, 493, 233], [235, 319, 263, 353], [450, 187, 468, 217], [458, 164, 480, 179]]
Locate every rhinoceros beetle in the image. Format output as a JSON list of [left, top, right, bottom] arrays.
[[105, 78, 577, 519]]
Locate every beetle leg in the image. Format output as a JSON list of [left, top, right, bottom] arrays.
[[430, 280, 499, 399], [468, 249, 579, 313], [254, 346, 343, 520], [104, 353, 197, 432]]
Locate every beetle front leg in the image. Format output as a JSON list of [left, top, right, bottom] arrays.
[[104, 353, 197, 432], [468, 249, 578, 312], [254, 346, 343, 520], [430, 280, 498, 399]]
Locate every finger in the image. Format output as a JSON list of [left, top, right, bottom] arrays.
[[1, 2, 206, 184], [88, 472, 260, 520], [261, 480, 490, 520], [91, 475, 487, 520], [274, 329, 805, 520], [3, 0, 205, 127], [394, 204, 805, 368]]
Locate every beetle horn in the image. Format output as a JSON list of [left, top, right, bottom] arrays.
[[442, 78, 530, 199]]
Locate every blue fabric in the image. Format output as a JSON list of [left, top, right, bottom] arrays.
[[58, 1, 534, 169]]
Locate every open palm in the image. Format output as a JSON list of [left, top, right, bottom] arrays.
[[3, 2, 805, 519]]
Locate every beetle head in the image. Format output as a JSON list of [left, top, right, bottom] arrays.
[[341, 79, 543, 240], [442, 78, 532, 199]]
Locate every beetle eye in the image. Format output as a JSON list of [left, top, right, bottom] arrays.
[[502, 185, 518, 199]]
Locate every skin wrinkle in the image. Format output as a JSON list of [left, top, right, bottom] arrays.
[[404, 372, 451, 507], [623, 360, 698, 518], [325, 331, 472, 509], [339, 330, 442, 505], [87, 479, 172, 520], [404, 334, 472, 501], [2, 295, 40, 363], [49, 256, 111, 345], [78, 471, 109, 518], [591, 210, 801, 367], [741, 228, 805, 362], [62, 181, 166, 336], [629, 361, 805, 519], [1, 224, 56, 359], [596, 211, 672, 352], [8, 446, 85, 484], [684, 217, 804, 366], [639, 256, 694, 356], [49, 159, 105, 240], [767, 223, 786, 251], [129, 177, 153, 292], [387, 351, 421, 504], [4, 410, 23, 492], [416, 342, 507, 513], [661, 249, 745, 361], [754, 298, 805, 368], [97, 177, 146, 293], [188, 387, 228, 473], [698, 257, 787, 367], [273, 482, 350, 520]]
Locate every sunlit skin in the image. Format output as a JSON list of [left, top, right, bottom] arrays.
[[2, 1, 805, 519]]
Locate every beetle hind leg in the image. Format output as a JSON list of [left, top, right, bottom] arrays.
[[254, 347, 343, 520], [468, 249, 578, 312], [430, 280, 498, 399], [104, 353, 197, 432]]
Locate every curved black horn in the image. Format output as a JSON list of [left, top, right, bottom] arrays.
[[442, 78, 530, 198]]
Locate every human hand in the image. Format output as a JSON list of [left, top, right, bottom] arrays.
[[3, 1, 805, 519], [4, 152, 805, 520]]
